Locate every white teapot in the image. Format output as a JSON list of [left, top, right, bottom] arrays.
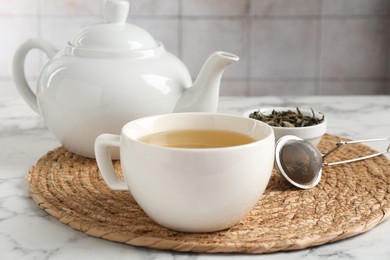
[[13, 0, 238, 158]]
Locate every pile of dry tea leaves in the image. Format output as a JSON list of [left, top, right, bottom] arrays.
[[249, 107, 324, 127]]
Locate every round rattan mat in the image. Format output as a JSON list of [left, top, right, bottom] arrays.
[[27, 134, 390, 254]]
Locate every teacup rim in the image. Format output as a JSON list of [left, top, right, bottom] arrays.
[[121, 112, 275, 151]]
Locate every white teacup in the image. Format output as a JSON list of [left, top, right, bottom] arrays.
[[94, 113, 275, 232]]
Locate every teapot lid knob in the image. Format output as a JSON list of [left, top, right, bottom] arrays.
[[105, 0, 129, 24], [66, 0, 159, 56]]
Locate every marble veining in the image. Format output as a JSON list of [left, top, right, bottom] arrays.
[[1, 96, 390, 260]]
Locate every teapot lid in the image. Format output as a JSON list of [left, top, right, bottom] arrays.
[[67, 0, 159, 57]]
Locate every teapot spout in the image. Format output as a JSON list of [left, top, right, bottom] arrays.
[[174, 51, 239, 113]]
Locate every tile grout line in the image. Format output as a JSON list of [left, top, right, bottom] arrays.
[[3, 14, 387, 19], [1, 76, 385, 81], [36, 0, 43, 70], [386, 0, 390, 94], [178, 0, 183, 60], [250, 77, 388, 82], [246, 0, 252, 96], [315, 0, 323, 95]]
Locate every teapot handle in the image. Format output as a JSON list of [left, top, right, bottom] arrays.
[[13, 38, 58, 114]]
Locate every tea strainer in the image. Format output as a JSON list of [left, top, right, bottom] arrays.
[[275, 135, 390, 189]]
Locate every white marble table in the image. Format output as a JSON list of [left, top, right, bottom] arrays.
[[1, 96, 390, 260]]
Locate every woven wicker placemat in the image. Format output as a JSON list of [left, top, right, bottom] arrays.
[[27, 134, 390, 254]]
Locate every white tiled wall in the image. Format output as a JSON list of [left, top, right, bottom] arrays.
[[1, 0, 389, 98]]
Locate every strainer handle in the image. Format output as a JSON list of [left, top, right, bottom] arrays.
[[323, 138, 390, 166]]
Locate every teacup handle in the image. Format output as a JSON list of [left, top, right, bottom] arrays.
[[95, 134, 128, 190]]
